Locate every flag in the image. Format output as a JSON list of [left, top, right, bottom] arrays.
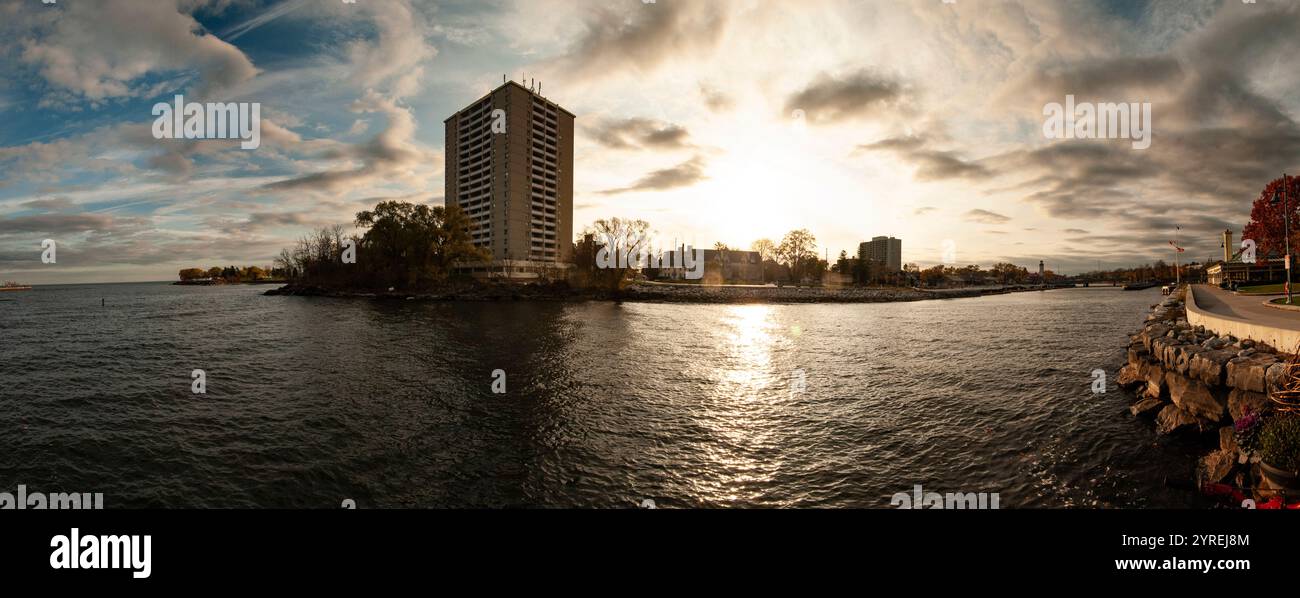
[[1169, 240, 1185, 253]]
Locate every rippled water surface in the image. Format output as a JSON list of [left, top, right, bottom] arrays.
[[0, 283, 1207, 507]]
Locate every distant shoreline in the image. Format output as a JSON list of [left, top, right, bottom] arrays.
[[264, 282, 1075, 304], [174, 279, 287, 286]]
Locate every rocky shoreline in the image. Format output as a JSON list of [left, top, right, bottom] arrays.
[[1117, 287, 1287, 498], [263, 281, 1068, 304]]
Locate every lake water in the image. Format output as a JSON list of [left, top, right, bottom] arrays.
[[0, 282, 1208, 507]]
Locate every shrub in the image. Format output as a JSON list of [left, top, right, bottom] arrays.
[[1259, 414, 1300, 472]]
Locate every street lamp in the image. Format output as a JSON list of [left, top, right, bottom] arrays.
[[1271, 173, 1292, 304]]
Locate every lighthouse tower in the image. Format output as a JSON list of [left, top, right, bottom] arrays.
[[1039, 260, 1045, 285]]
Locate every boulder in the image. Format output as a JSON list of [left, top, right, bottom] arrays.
[[1141, 361, 1166, 400], [1165, 372, 1226, 422], [1127, 343, 1149, 369], [1189, 349, 1235, 386], [1130, 397, 1164, 417], [1159, 340, 1183, 370], [1197, 449, 1237, 487], [1156, 404, 1206, 435], [1143, 324, 1171, 351], [1117, 364, 1144, 389], [1174, 345, 1202, 376], [1226, 353, 1278, 393], [1266, 362, 1288, 394], [1227, 388, 1269, 421], [1219, 426, 1238, 454]]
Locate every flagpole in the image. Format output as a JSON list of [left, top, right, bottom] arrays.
[[1175, 226, 1180, 287]]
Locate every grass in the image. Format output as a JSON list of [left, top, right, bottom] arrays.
[[1269, 297, 1300, 306], [1239, 283, 1288, 295]]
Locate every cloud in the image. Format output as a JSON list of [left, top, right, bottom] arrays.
[[19, 197, 78, 213], [913, 206, 936, 216], [16, 0, 259, 103], [584, 117, 693, 150], [0, 212, 144, 235], [260, 90, 434, 194], [540, 1, 729, 83], [785, 69, 909, 124], [698, 83, 734, 112], [858, 136, 990, 181], [599, 155, 708, 195], [963, 209, 1011, 224]]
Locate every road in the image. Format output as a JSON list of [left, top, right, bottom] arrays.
[[1190, 284, 1300, 331]]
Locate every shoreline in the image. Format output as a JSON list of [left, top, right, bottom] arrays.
[[263, 281, 1076, 304], [1117, 286, 1290, 505]]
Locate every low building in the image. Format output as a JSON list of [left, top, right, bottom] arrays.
[[1206, 229, 1287, 285], [656, 247, 763, 284]]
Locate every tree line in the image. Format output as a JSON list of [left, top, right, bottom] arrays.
[[178, 265, 280, 283]]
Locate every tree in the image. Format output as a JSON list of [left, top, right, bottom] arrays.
[[178, 268, 206, 281], [1242, 176, 1300, 260], [777, 229, 817, 283], [750, 238, 778, 283], [353, 201, 488, 288], [206, 266, 223, 280], [584, 217, 652, 291]]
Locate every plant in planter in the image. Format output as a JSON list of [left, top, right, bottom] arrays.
[[1235, 411, 1264, 453], [1258, 414, 1300, 490]]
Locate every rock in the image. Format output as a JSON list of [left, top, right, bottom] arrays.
[[1156, 404, 1207, 435], [1190, 349, 1235, 386], [1143, 324, 1171, 351], [1219, 426, 1238, 453], [1266, 362, 1288, 394], [1130, 397, 1164, 417], [1117, 364, 1144, 389], [1159, 340, 1182, 370], [1165, 372, 1226, 422], [1226, 353, 1278, 393], [1227, 388, 1269, 421], [1242, 339, 1256, 349], [1197, 449, 1237, 486], [1174, 345, 1203, 376], [1237, 348, 1257, 358], [1141, 361, 1166, 399]]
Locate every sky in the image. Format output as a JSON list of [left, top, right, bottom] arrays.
[[1, 0, 1299, 284]]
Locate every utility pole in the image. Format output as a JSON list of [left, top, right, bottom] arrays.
[[1272, 174, 1292, 304]]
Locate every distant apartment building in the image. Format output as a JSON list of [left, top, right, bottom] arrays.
[[444, 79, 574, 278], [859, 236, 902, 272]]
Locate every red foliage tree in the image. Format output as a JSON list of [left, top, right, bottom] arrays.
[[1241, 176, 1300, 259]]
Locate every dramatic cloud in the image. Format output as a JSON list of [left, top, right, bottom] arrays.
[[585, 117, 693, 150], [541, 1, 728, 83], [859, 136, 990, 181], [15, 0, 258, 102], [599, 156, 708, 195], [785, 69, 909, 123]]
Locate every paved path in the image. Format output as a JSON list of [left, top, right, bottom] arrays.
[[1191, 285, 1300, 331]]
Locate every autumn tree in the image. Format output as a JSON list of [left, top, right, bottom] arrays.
[[1242, 176, 1300, 259], [353, 202, 488, 288]]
